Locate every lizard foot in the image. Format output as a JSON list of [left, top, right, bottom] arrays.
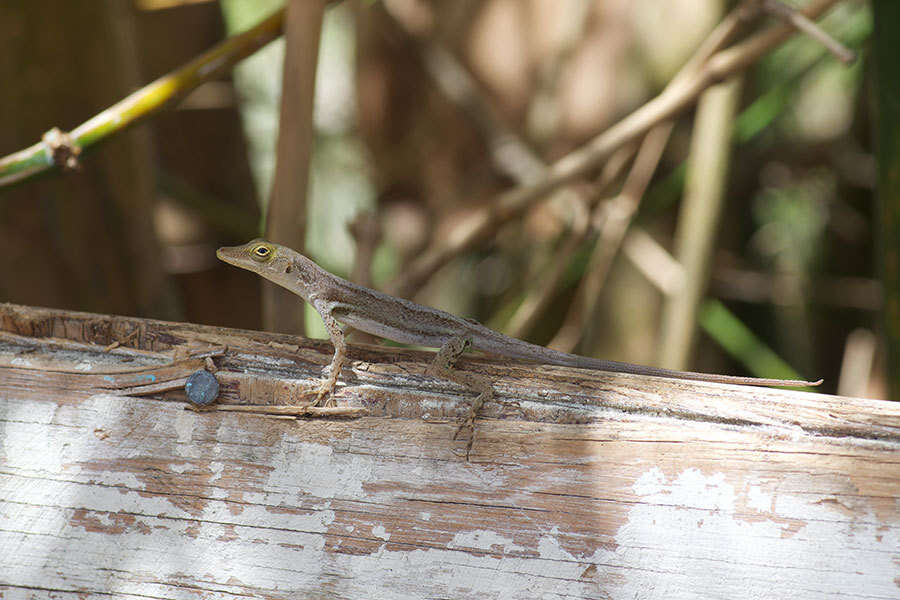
[[310, 365, 341, 407], [453, 389, 489, 461], [311, 382, 336, 407]]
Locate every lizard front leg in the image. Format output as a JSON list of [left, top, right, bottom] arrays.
[[426, 335, 492, 460], [311, 304, 347, 407]]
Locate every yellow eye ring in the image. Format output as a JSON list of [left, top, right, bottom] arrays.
[[250, 244, 274, 262]]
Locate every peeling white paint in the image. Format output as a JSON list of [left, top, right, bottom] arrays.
[[536, 532, 579, 561], [746, 484, 773, 513], [632, 466, 667, 496], [448, 529, 525, 554], [173, 409, 197, 447], [609, 466, 899, 600], [267, 440, 371, 501], [207, 460, 224, 482], [165, 462, 194, 474]]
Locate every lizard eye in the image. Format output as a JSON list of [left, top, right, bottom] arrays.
[[250, 243, 274, 263]]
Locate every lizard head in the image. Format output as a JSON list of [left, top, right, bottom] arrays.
[[217, 239, 316, 298]]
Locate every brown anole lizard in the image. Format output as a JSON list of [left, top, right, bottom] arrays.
[[217, 239, 822, 457]]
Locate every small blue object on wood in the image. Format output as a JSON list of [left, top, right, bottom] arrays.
[[185, 370, 219, 406]]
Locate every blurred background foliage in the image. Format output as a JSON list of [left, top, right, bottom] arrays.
[[0, 0, 883, 397]]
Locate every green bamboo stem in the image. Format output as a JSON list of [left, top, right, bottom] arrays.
[[0, 8, 286, 189]]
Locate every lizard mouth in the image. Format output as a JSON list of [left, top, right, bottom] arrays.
[[216, 247, 240, 266]]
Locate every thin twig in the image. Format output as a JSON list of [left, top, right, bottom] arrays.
[[504, 194, 591, 339], [420, 43, 547, 183], [622, 228, 685, 296], [671, 0, 764, 86], [762, 0, 856, 64], [387, 0, 846, 299], [502, 145, 638, 339], [621, 230, 882, 312], [548, 123, 674, 352]]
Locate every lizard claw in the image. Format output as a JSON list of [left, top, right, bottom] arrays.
[[453, 388, 489, 461], [311, 379, 337, 407], [453, 421, 476, 461], [309, 363, 341, 407]]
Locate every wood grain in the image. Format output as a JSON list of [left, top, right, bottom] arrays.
[[0, 303, 897, 599]]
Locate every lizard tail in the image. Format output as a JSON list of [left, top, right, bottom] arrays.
[[471, 329, 821, 388]]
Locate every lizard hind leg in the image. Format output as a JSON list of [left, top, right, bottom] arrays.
[[312, 356, 344, 407], [427, 335, 492, 460], [311, 306, 348, 407]]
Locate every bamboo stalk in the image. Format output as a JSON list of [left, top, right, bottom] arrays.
[[262, 0, 327, 335], [658, 77, 743, 370]]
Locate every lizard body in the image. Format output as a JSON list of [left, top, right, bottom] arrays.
[[217, 239, 821, 455]]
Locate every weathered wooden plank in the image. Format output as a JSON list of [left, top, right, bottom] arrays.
[[0, 303, 897, 599]]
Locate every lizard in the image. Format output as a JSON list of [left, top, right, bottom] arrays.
[[217, 239, 822, 457]]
